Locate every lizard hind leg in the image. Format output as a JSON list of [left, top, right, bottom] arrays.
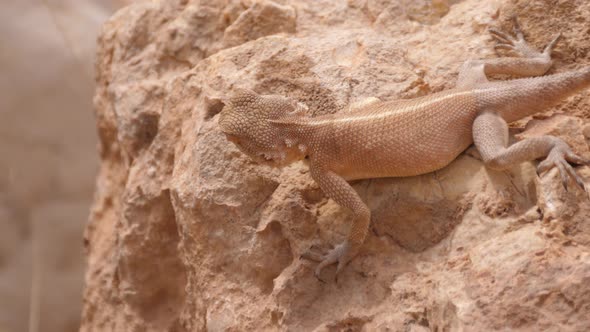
[[473, 111, 589, 195], [489, 16, 561, 59], [457, 17, 561, 89], [485, 16, 560, 77]]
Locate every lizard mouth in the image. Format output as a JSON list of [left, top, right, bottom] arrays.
[[258, 152, 275, 162], [254, 150, 289, 166], [224, 134, 278, 164], [222, 132, 289, 166]]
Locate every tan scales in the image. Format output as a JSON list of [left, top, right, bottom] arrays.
[[217, 19, 590, 279]]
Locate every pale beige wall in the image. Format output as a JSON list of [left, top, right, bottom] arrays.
[[0, 1, 126, 331]]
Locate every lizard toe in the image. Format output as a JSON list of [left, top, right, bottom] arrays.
[[312, 241, 358, 282], [313, 252, 339, 281], [494, 44, 517, 52], [538, 147, 588, 195], [543, 33, 562, 56], [537, 158, 553, 175], [511, 16, 525, 41], [562, 159, 587, 192], [489, 28, 515, 44], [300, 246, 325, 262], [565, 150, 590, 166], [554, 160, 570, 191]]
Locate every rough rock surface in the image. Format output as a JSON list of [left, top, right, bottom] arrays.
[[83, 0, 590, 331]]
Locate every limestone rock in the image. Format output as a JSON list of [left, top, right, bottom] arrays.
[[223, 0, 297, 48], [83, 0, 590, 331]]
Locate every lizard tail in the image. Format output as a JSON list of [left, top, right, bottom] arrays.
[[496, 66, 590, 122]]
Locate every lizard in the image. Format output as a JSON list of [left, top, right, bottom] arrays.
[[217, 18, 590, 280]]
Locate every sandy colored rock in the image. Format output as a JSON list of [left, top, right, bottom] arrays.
[[223, 0, 296, 48], [83, 0, 590, 331]]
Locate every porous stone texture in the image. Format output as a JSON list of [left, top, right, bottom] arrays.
[[84, 0, 590, 331]]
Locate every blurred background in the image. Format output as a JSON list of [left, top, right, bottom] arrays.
[[0, 0, 128, 331]]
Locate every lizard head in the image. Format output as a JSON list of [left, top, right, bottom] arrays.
[[218, 88, 308, 166]]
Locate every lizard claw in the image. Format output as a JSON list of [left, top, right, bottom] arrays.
[[489, 25, 524, 54], [489, 17, 525, 46], [511, 16, 524, 40], [543, 33, 562, 56], [301, 241, 358, 282], [537, 143, 588, 196]]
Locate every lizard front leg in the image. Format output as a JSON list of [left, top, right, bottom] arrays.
[[473, 111, 588, 193], [304, 165, 370, 280]]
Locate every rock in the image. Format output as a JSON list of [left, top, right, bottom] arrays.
[[223, 0, 297, 48], [83, 0, 590, 331]]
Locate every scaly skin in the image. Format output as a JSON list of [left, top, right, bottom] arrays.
[[218, 18, 590, 280]]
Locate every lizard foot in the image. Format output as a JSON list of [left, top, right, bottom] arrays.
[[489, 16, 560, 58], [301, 240, 359, 282], [537, 142, 590, 196]]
